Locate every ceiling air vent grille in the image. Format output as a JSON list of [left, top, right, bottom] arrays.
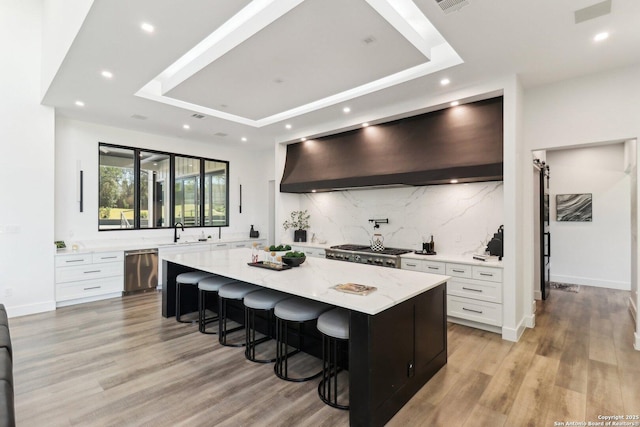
[[436, 0, 469, 14], [214, 132, 228, 137], [191, 113, 205, 119]]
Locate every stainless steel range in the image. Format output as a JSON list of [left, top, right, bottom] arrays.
[[325, 244, 412, 269]]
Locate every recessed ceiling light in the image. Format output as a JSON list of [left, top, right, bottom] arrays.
[[450, 101, 460, 107], [141, 22, 154, 33], [183, 124, 190, 130], [285, 124, 292, 130], [75, 100, 85, 107], [362, 122, 370, 127], [440, 78, 450, 86], [593, 31, 609, 42], [343, 107, 351, 113], [101, 70, 113, 79], [450, 179, 458, 184], [311, 189, 317, 193], [300, 137, 307, 142], [241, 137, 247, 142]]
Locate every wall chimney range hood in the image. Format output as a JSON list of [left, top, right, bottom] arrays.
[[280, 97, 503, 193]]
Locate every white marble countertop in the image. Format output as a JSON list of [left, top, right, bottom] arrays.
[[400, 252, 504, 268], [162, 248, 449, 315], [55, 237, 266, 256]]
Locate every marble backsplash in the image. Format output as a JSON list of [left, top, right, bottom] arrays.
[[298, 181, 504, 256]]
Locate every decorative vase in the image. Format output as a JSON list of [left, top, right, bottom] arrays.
[[294, 229, 307, 243]]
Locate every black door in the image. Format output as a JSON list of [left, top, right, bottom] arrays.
[[540, 164, 551, 299]]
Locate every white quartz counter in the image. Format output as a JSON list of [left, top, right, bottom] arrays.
[[162, 248, 449, 315], [400, 252, 503, 268], [55, 237, 265, 256]]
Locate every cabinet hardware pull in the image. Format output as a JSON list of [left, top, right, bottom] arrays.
[[479, 272, 493, 277], [462, 307, 483, 314], [427, 266, 439, 270], [83, 286, 101, 290], [66, 259, 84, 263], [100, 256, 117, 259], [216, 244, 226, 247], [83, 270, 101, 274], [462, 287, 483, 292], [407, 263, 417, 267], [452, 269, 465, 273]]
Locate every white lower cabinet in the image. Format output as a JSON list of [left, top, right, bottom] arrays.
[[401, 258, 503, 333], [55, 251, 124, 306], [291, 245, 326, 258]]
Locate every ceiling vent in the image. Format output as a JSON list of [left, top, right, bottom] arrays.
[[436, 0, 470, 14], [191, 113, 206, 119], [130, 114, 147, 120], [214, 132, 228, 137]]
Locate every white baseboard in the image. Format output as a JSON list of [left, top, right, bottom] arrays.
[[6, 300, 56, 318], [502, 317, 528, 342], [635, 332, 640, 351], [447, 317, 501, 335], [533, 290, 542, 300], [550, 274, 630, 290], [56, 292, 122, 308]]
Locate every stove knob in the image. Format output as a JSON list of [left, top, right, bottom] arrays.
[[367, 259, 373, 263], [354, 255, 361, 261]]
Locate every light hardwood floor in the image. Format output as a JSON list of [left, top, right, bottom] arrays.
[[8, 285, 640, 426]]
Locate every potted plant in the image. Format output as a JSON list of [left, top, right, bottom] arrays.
[[283, 210, 310, 242]]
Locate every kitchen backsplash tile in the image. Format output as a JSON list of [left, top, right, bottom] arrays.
[[300, 181, 503, 255]]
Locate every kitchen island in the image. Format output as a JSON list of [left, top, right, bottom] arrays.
[[162, 248, 448, 427]]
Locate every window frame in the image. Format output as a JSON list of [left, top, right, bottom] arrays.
[[98, 143, 230, 231]]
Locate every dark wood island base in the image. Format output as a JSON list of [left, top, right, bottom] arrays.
[[162, 258, 447, 426]]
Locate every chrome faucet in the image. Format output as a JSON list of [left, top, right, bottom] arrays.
[[174, 222, 184, 243]]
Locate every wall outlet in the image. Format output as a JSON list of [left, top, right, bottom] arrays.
[[4, 288, 12, 297]]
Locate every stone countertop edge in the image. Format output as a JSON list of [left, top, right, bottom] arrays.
[[162, 248, 449, 316], [55, 237, 266, 256]]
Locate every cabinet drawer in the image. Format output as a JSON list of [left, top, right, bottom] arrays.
[[472, 266, 502, 283], [423, 261, 446, 274], [56, 276, 123, 301], [447, 295, 502, 326], [55, 254, 92, 267], [446, 263, 472, 278], [92, 251, 124, 264], [448, 277, 502, 304], [212, 243, 229, 250], [56, 262, 123, 284], [401, 259, 423, 272]]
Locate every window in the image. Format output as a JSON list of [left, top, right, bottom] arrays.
[[98, 143, 229, 231]]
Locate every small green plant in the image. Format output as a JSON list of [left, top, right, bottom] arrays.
[[269, 244, 292, 251], [283, 210, 310, 231], [284, 251, 305, 258]]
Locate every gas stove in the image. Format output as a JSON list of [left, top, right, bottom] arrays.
[[325, 244, 412, 269]]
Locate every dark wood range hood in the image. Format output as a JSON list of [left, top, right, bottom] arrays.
[[280, 96, 503, 193]]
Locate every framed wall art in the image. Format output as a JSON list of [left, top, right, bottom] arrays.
[[556, 193, 592, 222]]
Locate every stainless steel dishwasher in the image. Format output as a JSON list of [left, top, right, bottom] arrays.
[[124, 248, 158, 295]]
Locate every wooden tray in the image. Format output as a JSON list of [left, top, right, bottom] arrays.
[[247, 261, 292, 271]]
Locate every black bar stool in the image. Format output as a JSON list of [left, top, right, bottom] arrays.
[[243, 289, 291, 363], [175, 271, 216, 323], [317, 308, 350, 410], [217, 282, 261, 347], [197, 276, 238, 334], [273, 298, 331, 382]]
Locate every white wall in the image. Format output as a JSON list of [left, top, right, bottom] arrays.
[[524, 64, 640, 349], [547, 144, 630, 290], [0, 0, 56, 317], [293, 182, 503, 253], [55, 117, 273, 246]]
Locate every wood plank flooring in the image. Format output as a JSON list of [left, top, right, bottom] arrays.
[[8, 285, 640, 426]]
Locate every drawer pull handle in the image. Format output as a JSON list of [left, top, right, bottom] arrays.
[[462, 287, 483, 292], [65, 259, 84, 263], [216, 244, 227, 247], [452, 269, 466, 273], [406, 263, 417, 267], [427, 266, 439, 270], [100, 256, 118, 260], [463, 307, 483, 314], [479, 272, 493, 277], [83, 270, 101, 274], [83, 286, 101, 290]]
